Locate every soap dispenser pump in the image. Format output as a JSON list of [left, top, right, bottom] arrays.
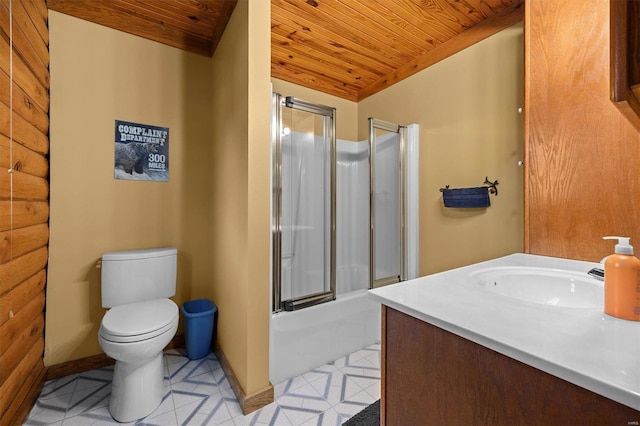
[[602, 236, 640, 321]]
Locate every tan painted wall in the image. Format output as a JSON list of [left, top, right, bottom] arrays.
[[46, 11, 214, 366], [209, 0, 271, 395], [45, 5, 518, 396], [271, 78, 358, 141], [359, 22, 524, 275], [209, 0, 248, 389], [245, 0, 272, 395]]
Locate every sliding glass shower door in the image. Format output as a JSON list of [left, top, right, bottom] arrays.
[[369, 118, 407, 288], [272, 94, 336, 312]]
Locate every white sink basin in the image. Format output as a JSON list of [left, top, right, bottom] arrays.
[[469, 266, 604, 308]]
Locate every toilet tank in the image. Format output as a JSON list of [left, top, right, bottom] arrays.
[[101, 247, 177, 308]]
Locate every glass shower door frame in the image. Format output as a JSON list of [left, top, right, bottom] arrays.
[[272, 93, 336, 312], [369, 118, 408, 288]]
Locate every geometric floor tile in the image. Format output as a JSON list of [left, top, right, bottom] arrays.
[[24, 344, 380, 425]]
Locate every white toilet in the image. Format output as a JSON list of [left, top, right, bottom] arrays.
[[98, 247, 179, 423]]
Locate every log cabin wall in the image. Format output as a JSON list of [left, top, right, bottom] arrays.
[[525, 0, 640, 260], [0, 0, 49, 424]]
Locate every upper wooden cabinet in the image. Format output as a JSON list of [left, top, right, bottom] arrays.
[[525, 0, 640, 261], [611, 0, 640, 130]]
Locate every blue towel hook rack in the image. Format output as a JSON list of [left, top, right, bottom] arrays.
[[439, 177, 499, 196]]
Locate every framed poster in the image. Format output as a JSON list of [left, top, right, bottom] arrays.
[[114, 120, 169, 181]]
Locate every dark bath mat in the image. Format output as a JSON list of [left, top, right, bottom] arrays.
[[343, 399, 380, 426]]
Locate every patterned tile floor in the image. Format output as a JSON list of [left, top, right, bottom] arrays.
[[25, 343, 381, 426]]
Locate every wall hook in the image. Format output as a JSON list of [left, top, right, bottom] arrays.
[[484, 176, 499, 196]]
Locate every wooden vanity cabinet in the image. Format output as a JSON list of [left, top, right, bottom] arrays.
[[380, 306, 640, 425]]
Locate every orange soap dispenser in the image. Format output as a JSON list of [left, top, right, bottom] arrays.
[[602, 236, 640, 321]]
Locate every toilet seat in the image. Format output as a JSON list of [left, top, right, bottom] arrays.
[[100, 298, 178, 343]]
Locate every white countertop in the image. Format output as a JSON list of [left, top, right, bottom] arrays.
[[368, 253, 640, 411]]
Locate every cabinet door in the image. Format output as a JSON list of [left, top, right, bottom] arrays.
[[524, 0, 640, 261], [382, 306, 640, 425]]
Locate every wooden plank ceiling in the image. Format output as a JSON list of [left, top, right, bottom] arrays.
[[47, 0, 524, 101], [47, 0, 238, 56]]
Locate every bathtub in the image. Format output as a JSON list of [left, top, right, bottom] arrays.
[[269, 288, 381, 385]]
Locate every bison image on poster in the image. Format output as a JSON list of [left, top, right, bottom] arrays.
[[114, 120, 169, 181]]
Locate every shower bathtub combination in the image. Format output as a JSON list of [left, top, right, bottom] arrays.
[[269, 93, 418, 384]]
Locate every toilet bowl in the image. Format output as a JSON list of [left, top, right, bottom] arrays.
[[99, 298, 179, 423], [98, 247, 178, 423]]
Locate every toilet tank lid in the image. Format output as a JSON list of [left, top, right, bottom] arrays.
[[102, 247, 177, 261]]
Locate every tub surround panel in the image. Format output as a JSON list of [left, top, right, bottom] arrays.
[[383, 306, 640, 425], [369, 253, 640, 412]]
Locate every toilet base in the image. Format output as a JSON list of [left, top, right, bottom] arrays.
[[109, 352, 165, 422]]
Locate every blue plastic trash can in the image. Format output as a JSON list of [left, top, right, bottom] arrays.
[[181, 299, 217, 360]]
